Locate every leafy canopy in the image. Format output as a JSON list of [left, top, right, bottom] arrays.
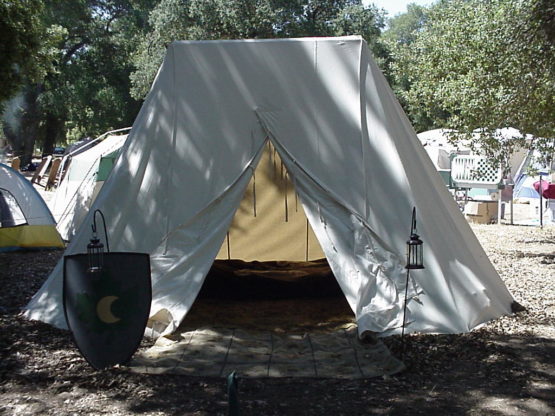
[[0, 0, 61, 104], [388, 0, 555, 170], [130, 0, 387, 99]]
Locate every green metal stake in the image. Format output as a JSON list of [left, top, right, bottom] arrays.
[[227, 371, 240, 416]]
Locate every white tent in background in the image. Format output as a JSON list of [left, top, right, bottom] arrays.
[[418, 128, 531, 189], [420, 146, 451, 170], [416, 129, 463, 187], [474, 128, 532, 178], [417, 129, 468, 154], [417, 129, 467, 174], [24, 37, 514, 338], [49, 131, 128, 241]]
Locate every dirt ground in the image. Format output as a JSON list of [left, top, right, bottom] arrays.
[[1, 225, 554, 415]]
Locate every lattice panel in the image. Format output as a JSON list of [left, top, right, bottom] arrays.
[[451, 155, 502, 188]]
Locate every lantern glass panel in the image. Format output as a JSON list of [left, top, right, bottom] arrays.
[[406, 234, 424, 269], [87, 238, 104, 272]]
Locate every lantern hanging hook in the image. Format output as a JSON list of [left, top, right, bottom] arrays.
[[410, 207, 417, 235], [91, 209, 110, 253]]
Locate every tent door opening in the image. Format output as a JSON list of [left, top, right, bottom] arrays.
[[199, 141, 345, 302], [216, 141, 324, 263], [0, 188, 27, 227]]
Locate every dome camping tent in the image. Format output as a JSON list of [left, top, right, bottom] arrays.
[[0, 163, 64, 251], [25, 37, 515, 338]]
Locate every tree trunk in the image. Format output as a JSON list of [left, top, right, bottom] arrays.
[[42, 113, 63, 156], [20, 87, 41, 166], [2, 85, 42, 167]]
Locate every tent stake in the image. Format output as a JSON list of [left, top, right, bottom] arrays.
[[401, 268, 410, 358], [284, 173, 288, 222], [306, 219, 309, 261], [252, 172, 256, 217], [539, 176, 543, 228], [402, 207, 425, 359]]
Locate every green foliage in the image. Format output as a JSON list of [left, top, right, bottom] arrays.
[[332, 3, 387, 64], [130, 0, 281, 98], [130, 0, 387, 99], [0, 0, 60, 105], [2, 0, 154, 162], [383, 3, 433, 131], [388, 0, 555, 169], [40, 0, 148, 129]]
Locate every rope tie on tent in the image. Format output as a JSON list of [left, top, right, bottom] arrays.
[[294, 176, 299, 212], [273, 147, 277, 179], [306, 219, 309, 261], [226, 232, 231, 260], [252, 171, 256, 217], [267, 140, 273, 167], [284, 172, 289, 222], [93, 209, 110, 251], [317, 202, 326, 228]]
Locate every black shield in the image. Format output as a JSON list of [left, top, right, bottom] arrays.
[[63, 252, 151, 370]]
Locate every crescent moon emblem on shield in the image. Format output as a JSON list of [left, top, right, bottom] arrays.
[[96, 296, 121, 324]]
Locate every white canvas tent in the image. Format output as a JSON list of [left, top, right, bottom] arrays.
[[49, 132, 128, 241], [24, 37, 514, 337], [417, 129, 470, 155]]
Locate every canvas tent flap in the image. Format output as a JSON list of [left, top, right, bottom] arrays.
[[97, 149, 121, 182], [256, 112, 413, 333], [24, 37, 514, 337]]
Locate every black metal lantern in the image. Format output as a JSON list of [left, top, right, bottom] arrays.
[[87, 235, 104, 272], [401, 207, 425, 357], [86, 210, 108, 273], [406, 208, 424, 270]]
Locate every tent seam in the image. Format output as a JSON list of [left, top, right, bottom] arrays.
[[358, 39, 370, 220], [164, 44, 179, 254]]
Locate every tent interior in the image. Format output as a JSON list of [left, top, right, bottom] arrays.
[[0, 188, 27, 227], [215, 142, 323, 263], [183, 142, 352, 332]]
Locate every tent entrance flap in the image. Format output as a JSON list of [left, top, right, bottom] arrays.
[[216, 141, 324, 262]]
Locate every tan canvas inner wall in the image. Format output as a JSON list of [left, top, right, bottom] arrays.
[[216, 143, 324, 262]]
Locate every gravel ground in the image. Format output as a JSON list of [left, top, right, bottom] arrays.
[[0, 224, 554, 415]]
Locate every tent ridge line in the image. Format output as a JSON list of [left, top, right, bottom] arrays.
[[163, 45, 180, 255], [358, 40, 370, 220]]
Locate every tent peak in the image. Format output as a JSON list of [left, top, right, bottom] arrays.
[[169, 36, 363, 48]]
